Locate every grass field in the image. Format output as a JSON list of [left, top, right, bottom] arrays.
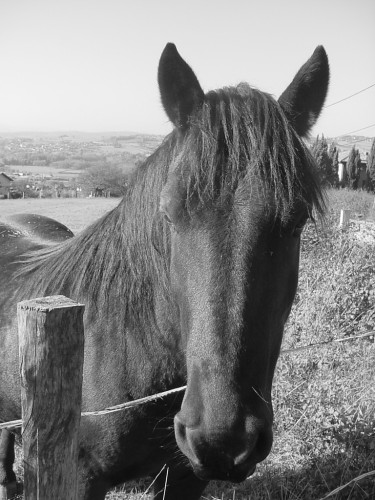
[[3, 189, 375, 499], [0, 197, 120, 233]]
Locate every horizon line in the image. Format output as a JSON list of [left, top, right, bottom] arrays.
[[0, 130, 374, 140]]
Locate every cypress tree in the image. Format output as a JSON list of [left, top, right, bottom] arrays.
[[367, 137, 375, 191], [347, 146, 361, 189], [328, 141, 339, 186], [311, 135, 336, 186], [355, 149, 362, 188]]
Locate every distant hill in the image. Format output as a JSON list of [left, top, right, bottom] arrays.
[[0, 132, 165, 176], [1, 131, 373, 163], [332, 135, 373, 161], [0, 130, 164, 143], [309, 135, 374, 162]]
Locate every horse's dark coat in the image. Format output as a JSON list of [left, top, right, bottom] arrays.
[[0, 44, 329, 499], [1, 213, 74, 241]]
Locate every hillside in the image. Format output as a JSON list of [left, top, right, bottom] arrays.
[[309, 134, 374, 161], [0, 132, 163, 166], [0, 132, 164, 197]]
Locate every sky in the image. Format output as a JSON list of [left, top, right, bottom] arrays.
[[0, 0, 374, 139]]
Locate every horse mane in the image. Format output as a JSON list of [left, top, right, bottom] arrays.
[[18, 84, 324, 341], [18, 136, 176, 337]]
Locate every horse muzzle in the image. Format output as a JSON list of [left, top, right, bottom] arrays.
[[174, 414, 272, 482]]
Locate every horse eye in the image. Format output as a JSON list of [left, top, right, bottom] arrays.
[[292, 215, 309, 237], [162, 211, 173, 226], [159, 199, 174, 225]]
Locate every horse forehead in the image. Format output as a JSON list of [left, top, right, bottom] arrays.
[[202, 182, 274, 227]]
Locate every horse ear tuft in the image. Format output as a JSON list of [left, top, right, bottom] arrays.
[[278, 46, 329, 137], [158, 43, 205, 130]]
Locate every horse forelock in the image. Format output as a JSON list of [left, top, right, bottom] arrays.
[[172, 83, 325, 221]]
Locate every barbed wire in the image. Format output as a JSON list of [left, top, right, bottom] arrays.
[[1, 330, 373, 431]]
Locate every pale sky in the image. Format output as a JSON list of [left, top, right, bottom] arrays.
[[0, 0, 374, 138]]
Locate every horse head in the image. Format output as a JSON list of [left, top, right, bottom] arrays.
[[158, 43, 329, 482]]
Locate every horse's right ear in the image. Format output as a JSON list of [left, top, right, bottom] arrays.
[[158, 43, 205, 130], [278, 46, 329, 137]]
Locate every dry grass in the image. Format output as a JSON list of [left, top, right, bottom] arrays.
[[4, 189, 375, 499]]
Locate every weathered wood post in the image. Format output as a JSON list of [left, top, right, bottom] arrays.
[[17, 295, 85, 500]]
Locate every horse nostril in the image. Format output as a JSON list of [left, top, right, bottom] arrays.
[[255, 428, 273, 462], [174, 415, 186, 441], [175, 414, 198, 463], [233, 448, 251, 467]]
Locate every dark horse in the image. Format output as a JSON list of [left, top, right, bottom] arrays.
[[0, 44, 329, 499]]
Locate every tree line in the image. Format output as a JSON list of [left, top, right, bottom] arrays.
[[311, 136, 375, 190]]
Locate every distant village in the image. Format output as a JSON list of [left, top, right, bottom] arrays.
[[0, 133, 163, 198]]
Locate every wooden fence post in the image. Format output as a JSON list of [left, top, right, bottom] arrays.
[[17, 295, 85, 500]]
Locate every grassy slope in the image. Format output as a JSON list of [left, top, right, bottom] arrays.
[[4, 190, 375, 499], [0, 197, 119, 233]]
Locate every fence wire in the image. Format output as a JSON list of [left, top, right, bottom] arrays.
[[1, 330, 373, 431]]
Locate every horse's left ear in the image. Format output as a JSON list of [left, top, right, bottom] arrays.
[[158, 43, 205, 129], [278, 46, 329, 137]]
